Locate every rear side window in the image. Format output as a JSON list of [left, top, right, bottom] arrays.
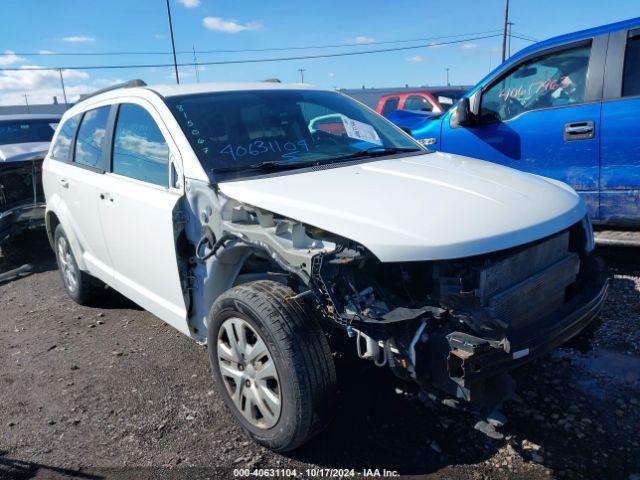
[[112, 104, 169, 187], [381, 97, 399, 115], [622, 35, 640, 97], [51, 115, 80, 161], [74, 107, 110, 169], [403, 95, 433, 112]]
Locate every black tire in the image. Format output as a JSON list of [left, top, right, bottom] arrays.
[[53, 224, 98, 305], [208, 280, 336, 452]]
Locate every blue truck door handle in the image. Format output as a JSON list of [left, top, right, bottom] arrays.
[[564, 121, 595, 141]]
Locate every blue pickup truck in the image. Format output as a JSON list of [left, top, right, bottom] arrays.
[[401, 18, 640, 234]]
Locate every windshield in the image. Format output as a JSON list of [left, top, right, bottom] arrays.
[[0, 119, 58, 145], [165, 89, 421, 179]]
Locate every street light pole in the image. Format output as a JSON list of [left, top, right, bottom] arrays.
[[507, 21, 514, 58], [446, 67, 450, 86], [165, 0, 180, 84], [58, 68, 68, 105], [298, 68, 305, 84], [501, 0, 510, 62]]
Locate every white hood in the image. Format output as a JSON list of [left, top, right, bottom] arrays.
[[0, 142, 50, 162], [218, 152, 586, 262]]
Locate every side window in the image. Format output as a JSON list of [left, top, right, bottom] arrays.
[[403, 95, 433, 112], [74, 107, 110, 169], [480, 44, 591, 122], [381, 97, 399, 115], [112, 104, 169, 187], [51, 115, 81, 161], [622, 35, 640, 97]]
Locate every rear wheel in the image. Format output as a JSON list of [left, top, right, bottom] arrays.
[[54, 225, 98, 305], [208, 280, 336, 452]]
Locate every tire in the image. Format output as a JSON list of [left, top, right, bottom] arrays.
[[53, 224, 98, 305], [208, 280, 336, 452]]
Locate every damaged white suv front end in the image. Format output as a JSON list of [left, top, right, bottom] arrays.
[[44, 82, 607, 452]]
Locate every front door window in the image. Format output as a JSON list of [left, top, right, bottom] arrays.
[[481, 44, 591, 122]]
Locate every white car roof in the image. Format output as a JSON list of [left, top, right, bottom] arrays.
[[148, 81, 328, 98]]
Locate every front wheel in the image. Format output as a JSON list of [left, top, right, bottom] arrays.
[[208, 280, 337, 452]]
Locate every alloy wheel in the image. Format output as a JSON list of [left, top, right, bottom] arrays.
[[217, 317, 281, 429]]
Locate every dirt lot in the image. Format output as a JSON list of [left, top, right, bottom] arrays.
[[0, 231, 638, 480]]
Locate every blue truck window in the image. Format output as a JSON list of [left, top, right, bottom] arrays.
[[480, 45, 591, 122], [622, 36, 640, 97]]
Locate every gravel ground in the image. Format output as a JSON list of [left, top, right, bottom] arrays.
[[0, 231, 638, 480]]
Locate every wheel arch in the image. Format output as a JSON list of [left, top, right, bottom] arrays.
[[45, 201, 88, 271]]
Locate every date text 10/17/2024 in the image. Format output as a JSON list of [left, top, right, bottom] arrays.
[[232, 468, 400, 477]]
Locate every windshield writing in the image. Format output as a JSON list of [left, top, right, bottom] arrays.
[[166, 89, 419, 179]]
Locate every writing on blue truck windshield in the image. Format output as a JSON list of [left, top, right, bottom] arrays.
[[165, 89, 417, 178]]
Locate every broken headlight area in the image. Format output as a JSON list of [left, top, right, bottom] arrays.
[[310, 218, 607, 412], [0, 156, 46, 242]]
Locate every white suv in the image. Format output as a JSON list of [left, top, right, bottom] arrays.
[[43, 80, 607, 451]]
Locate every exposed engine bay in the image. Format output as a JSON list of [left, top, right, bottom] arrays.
[[179, 185, 607, 436], [0, 154, 46, 243]]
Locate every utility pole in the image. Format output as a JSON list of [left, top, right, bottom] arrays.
[[58, 68, 68, 105], [501, 0, 510, 62], [507, 21, 514, 58], [23, 94, 30, 113], [445, 67, 450, 86], [165, 0, 180, 84], [192, 45, 200, 83], [298, 68, 305, 84]]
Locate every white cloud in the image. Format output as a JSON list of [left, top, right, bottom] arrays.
[[405, 55, 426, 63], [38, 50, 55, 55], [328, 72, 335, 78], [0, 50, 25, 67], [354, 36, 375, 44], [0, 66, 122, 105], [203, 17, 262, 33], [177, 0, 200, 7], [63, 35, 95, 43], [461, 43, 477, 50], [154, 34, 165, 40], [428, 42, 447, 49]]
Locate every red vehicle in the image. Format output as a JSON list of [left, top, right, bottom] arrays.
[[375, 88, 467, 116]]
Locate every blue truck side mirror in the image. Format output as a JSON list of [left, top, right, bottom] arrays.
[[456, 97, 475, 126]]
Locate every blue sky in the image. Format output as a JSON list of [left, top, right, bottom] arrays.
[[0, 0, 638, 105]]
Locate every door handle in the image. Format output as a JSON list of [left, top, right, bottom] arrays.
[[99, 192, 115, 203], [58, 178, 69, 188], [564, 121, 594, 141]]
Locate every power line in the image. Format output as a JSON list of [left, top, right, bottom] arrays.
[[1, 29, 506, 57], [511, 31, 540, 42], [0, 33, 503, 72]]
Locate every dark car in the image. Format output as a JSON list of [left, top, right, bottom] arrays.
[[0, 114, 59, 244]]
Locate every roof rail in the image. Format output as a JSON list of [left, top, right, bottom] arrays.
[[76, 79, 147, 104]]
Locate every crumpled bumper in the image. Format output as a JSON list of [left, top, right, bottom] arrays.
[[420, 255, 609, 405], [0, 203, 46, 241]]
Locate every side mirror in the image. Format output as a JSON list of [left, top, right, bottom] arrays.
[[456, 97, 473, 126]]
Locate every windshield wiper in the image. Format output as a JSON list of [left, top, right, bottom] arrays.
[[213, 147, 421, 175], [330, 146, 421, 161], [213, 159, 322, 174]]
